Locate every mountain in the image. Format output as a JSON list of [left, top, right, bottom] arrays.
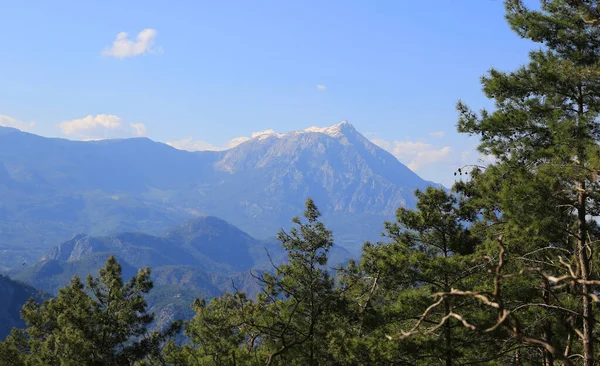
[[14, 216, 352, 294], [0, 275, 48, 340], [0, 121, 439, 268], [11, 216, 352, 331], [205, 121, 439, 242]]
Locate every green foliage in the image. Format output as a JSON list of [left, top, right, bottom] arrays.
[[169, 198, 349, 365], [454, 0, 600, 364], [253, 198, 341, 365], [166, 293, 257, 365], [335, 187, 499, 365], [0, 255, 181, 365]]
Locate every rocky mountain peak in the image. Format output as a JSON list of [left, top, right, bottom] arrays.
[[302, 120, 356, 137], [240, 121, 358, 144]]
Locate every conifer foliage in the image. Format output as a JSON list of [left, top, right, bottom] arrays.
[[0, 255, 180, 366], [452, 0, 600, 364], [166, 198, 347, 365]]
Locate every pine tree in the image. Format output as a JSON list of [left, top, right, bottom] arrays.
[[85, 256, 156, 364], [165, 292, 257, 365], [339, 187, 493, 365], [453, 165, 579, 364], [456, 0, 600, 364], [170, 198, 346, 365], [0, 255, 180, 365], [253, 197, 341, 365]]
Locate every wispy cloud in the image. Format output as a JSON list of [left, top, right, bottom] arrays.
[[0, 115, 35, 132], [166, 136, 246, 152], [58, 114, 147, 140], [102, 29, 160, 59], [370, 137, 452, 171], [130, 123, 147, 136], [167, 129, 283, 152], [166, 137, 221, 152], [316, 84, 326, 91]]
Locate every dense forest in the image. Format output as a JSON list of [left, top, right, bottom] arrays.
[[4, 0, 600, 364]]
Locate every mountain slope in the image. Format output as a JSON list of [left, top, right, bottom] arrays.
[[0, 275, 48, 340], [14, 215, 352, 293], [0, 121, 439, 267], [11, 216, 352, 331], [207, 121, 438, 243]]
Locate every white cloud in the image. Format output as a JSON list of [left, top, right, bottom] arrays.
[[480, 154, 497, 165], [316, 84, 326, 91], [0, 115, 35, 131], [251, 129, 284, 138], [371, 137, 452, 171], [461, 150, 497, 166], [166, 136, 252, 152], [167, 129, 283, 152], [370, 138, 391, 151], [227, 136, 251, 147], [102, 29, 159, 59], [166, 137, 221, 152], [130, 123, 147, 136], [58, 114, 147, 140], [59, 114, 121, 135], [428, 131, 446, 138]]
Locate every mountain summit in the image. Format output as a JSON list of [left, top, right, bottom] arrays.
[[303, 120, 355, 136], [230, 121, 356, 143], [0, 122, 440, 266], [243, 121, 356, 141], [214, 121, 429, 217], [215, 121, 439, 245]]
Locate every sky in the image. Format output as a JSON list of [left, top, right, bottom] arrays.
[[0, 0, 540, 186]]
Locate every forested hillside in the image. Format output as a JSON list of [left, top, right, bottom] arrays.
[[9, 216, 351, 333]]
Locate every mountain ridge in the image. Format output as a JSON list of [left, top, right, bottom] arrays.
[[0, 121, 441, 267], [11, 215, 352, 332]]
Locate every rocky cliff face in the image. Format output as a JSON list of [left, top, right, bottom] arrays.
[[42, 234, 105, 262]]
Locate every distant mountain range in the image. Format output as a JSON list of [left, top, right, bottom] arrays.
[[10, 216, 352, 332], [0, 121, 440, 268]]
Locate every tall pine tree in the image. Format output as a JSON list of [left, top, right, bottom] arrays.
[[340, 187, 493, 365], [170, 198, 347, 365], [456, 0, 600, 364]]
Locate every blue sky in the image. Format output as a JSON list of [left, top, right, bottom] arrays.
[[0, 0, 539, 186]]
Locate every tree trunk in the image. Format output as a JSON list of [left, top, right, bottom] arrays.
[[578, 188, 593, 366], [542, 278, 554, 366], [443, 237, 452, 366], [576, 88, 593, 365], [444, 298, 452, 366]]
